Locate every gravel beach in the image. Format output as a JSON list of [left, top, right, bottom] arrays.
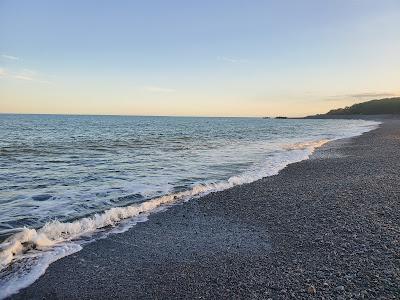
[[10, 119, 400, 299]]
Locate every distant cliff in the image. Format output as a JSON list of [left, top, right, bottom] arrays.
[[325, 97, 400, 115]]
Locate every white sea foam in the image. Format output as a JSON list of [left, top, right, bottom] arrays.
[[0, 120, 380, 299], [284, 139, 329, 150], [0, 243, 81, 299]]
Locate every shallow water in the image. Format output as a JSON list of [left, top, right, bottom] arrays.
[[0, 114, 378, 298]]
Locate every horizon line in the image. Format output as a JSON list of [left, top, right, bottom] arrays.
[[0, 112, 307, 119]]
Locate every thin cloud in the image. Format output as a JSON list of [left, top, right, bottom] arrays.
[[20, 68, 36, 75], [0, 68, 50, 83], [218, 56, 249, 63], [0, 68, 7, 76], [326, 92, 397, 101], [347, 92, 396, 98], [13, 69, 36, 81], [143, 86, 175, 93], [2, 54, 19, 60], [13, 75, 34, 81]]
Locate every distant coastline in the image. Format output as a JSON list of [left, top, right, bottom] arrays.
[[305, 97, 400, 119]]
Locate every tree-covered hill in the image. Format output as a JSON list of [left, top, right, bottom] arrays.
[[326, 97, 400, 115]]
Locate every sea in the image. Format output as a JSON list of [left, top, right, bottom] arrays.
[[0, 114, 379, 298]]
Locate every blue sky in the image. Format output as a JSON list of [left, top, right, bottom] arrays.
[[1, 0, 399, 116]]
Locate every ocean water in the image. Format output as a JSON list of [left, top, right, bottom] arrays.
[[0, 114, 379, 297]]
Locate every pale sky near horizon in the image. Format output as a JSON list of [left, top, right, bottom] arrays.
[[0, 0, 399, 117]]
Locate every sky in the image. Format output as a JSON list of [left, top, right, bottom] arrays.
[[0, 0, 399, 117]]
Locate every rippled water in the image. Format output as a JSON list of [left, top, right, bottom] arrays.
[[0, 114, 378, 298], [0, 115, 377, 238]]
